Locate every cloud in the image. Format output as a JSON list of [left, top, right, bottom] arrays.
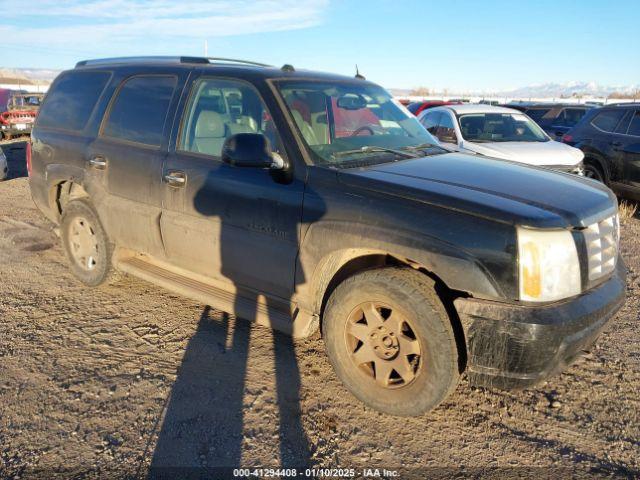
[[0, 0, 328, 52]]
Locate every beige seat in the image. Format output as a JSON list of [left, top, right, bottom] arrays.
[[292, 110, 318, 145], [193, 111, 227, 156]]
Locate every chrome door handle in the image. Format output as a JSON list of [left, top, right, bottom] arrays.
[[164, 171, 186, 187], [89, 156, 107, 169]]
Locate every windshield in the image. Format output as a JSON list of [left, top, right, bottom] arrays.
[[458, 113, 549, 143], [277, 81, 443, 166]]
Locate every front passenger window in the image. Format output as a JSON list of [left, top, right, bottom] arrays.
[[179, 78, 280, 158]]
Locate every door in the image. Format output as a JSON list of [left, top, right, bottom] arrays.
[[87, 73, 185, 256], [160, 76, 305, 300], [619, 109, 640, 188], [589, 108, 630, 182]]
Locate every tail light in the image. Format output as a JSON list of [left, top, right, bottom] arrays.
[[561, 134, 573, 143], [26, 142, 32, 176]]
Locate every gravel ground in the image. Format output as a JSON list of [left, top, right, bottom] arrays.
[[0, 139, 639, 479]]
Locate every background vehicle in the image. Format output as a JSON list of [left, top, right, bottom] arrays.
[[29, 57, 624, 417], [0, 89, 43, 140], [0, 147, 7, 180], [418, 104, 584, 173], [562, 104, 640, 199], [406, 100, 461, 116], [507, 102, 593, 140]]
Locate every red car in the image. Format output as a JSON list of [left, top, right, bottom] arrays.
[[407, 100, 461, 116], [0, 89, 43, 139]]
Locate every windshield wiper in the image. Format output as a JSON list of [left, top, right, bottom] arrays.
[[332, 145, 420, 160]]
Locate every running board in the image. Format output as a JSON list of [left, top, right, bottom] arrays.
[[114, 253, 318, 338]]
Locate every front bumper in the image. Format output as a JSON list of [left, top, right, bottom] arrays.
[[454, 258, 626, 389]]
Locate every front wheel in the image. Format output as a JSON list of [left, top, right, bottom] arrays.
[[584, 161, 605, 183], [323, 267, 460, 416], [61, 199, 114, 286]]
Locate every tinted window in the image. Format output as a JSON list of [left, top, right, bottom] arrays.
[[525, 108, 551, 121], [591, 109, 626, 133], [559, 108, 586, 127], [37, 71, 110, 131], [459, 113, 548, 142], [628, 111, 640, 137], [180, 78, 280, 158], [103, 75, 177, 146], [420, 112, 441, 135]]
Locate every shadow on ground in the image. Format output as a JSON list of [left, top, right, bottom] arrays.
[[147, 307, 312, 478]]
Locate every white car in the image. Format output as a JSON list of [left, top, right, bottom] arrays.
[[0, 147, 7, 181], [417, 104, 584, 174]]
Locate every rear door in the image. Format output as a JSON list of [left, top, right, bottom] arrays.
[[160, 74, 305, 300], [619, 109, 640, 188], [87, 71, 187, 256], [589, 108, 629, 182]]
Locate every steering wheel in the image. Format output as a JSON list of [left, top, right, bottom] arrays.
[[350, 125, 375, 137]]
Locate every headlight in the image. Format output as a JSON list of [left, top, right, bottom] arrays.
[[517, 227, 581, 302]]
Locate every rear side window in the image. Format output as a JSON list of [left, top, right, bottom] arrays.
[[627, 111, 640, 137], [591, 109, 626, 133], [37, 71, 110, 131], [102, 75, 177, 147]]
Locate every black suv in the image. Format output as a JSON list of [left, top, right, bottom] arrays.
[[562, 104, 640, 199], [29, 57, 625, 416], [507, 103, 593, 141]]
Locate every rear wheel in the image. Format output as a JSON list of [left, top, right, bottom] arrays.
[[61, 199, 114, 286], [323, 267, 460, 416], [584, 160, 605, 183]]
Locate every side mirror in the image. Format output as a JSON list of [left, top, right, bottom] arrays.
[[221, 133, 285, 169]]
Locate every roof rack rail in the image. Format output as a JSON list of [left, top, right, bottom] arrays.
[[207, 57, 273, 67], [75, 56, 272, 68]]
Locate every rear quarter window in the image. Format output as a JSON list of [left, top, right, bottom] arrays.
[[102, 75, 177, 147], [627, 111, 640, 137], [36, 71, 111, 131], [591, 109, 626, 133]]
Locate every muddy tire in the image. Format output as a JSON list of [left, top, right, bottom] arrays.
[[61, 199, 114, 286], [323, 267, 460, 416]]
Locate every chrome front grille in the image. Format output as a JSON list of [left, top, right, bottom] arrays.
[[584, 214, 619, 282]]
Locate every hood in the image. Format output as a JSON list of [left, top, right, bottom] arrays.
[[462, 140, 584, 166], [337, 152, 616, 229]]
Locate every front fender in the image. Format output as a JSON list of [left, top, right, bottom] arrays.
[[297, 220, 506, 314]]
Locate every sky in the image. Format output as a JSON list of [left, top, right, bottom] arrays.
[[0, 0, 638, 91]]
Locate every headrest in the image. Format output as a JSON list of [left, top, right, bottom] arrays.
[[195, 111, 225, 138]]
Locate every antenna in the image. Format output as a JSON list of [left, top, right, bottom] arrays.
[[355, 64, 365, 80]]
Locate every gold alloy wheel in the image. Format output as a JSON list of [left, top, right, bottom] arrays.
[[68, 216, 99, 271], [344, 301, 422, 389]]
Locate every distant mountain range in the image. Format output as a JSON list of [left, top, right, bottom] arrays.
[[494, 82, 639, 99], [392, 81, 639, 99], [0, 68, 61, 85]]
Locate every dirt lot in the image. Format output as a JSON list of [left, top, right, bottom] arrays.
[[0, 139, 639, 479]]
